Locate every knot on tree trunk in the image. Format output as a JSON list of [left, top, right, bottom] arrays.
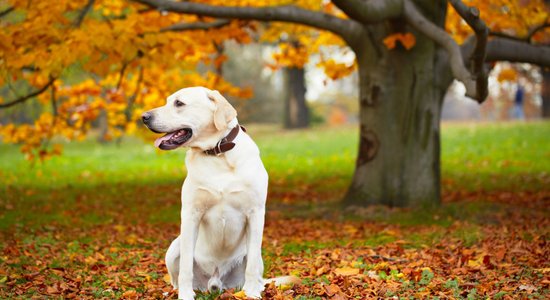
[[357, 128, 379, 166]]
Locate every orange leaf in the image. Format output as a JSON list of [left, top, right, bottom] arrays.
[[400, 32, 417, 50], [383, 33, 416, 50], [325, 283, 341, 296], [497, 68, 518, 82], [383, 33, 399, 49], [334, 267, 360, 276]]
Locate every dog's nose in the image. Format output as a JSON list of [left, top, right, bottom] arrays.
[[141, 112, 152, 124], [209, 284, 220, 292]]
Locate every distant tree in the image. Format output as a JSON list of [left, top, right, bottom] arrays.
[[222, 42, 284, 124], [262, 23, 352, 129]]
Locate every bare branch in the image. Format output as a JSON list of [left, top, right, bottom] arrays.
[[131, 0, 361, 42], [116, 62, 128, 90], [0, 6, 14, 18], [449, 0, 489, 101], [526, 22, 550, 41], [332, 0, 403, 24], [160, 19, 231, 32], [490, 22, 550, 44], [403, 0, 477, 99], [485, 37, 550, 66], [0, 78, 56, 109]]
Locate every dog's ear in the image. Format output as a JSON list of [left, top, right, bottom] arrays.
[[207, 90, 237, 131]]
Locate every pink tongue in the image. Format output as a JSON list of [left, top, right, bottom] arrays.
[[154, 132, 177, 148]]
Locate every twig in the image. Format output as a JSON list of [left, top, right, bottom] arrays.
[[0, 6, 14, 18], [160, 19, 231, 32], [116, 62, 128, 91], [0, 78, 56, 109], [526, 22, 550, 42], [490, 22, 550, 44], [50, 77, 57, 117], [73, 0, 95, 27]]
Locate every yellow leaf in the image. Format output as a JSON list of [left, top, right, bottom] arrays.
[[334, 267, 360, 276], [126, 233, 138, 245], [233, 290, 247, 299]]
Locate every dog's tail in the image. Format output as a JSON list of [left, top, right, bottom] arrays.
[[264, 275, 301, 287]]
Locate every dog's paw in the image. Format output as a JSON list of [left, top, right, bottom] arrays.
[[242, 282, 264, 299], [177, 289, 195, 300]]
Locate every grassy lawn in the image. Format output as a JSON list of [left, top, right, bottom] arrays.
[[1, 121, 549, 299]]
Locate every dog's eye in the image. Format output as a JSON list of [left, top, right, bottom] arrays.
[[174, 100, 185, 107]]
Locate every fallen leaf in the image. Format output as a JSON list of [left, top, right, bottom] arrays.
[[334, 267, 359, 276]]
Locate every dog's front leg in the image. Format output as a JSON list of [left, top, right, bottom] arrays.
[[242, 208, 266, 298], [178, 208, 200, 300]]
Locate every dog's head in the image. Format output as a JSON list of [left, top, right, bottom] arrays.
[[141, 87, 237, 150]]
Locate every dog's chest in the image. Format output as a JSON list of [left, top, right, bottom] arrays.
[[189, 155, 260, 195]]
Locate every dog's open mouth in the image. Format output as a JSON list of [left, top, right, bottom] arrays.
[[154, 128, 193, 150]]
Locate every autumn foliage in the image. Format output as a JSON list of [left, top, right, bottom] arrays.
[[0, 0, 549, 160]]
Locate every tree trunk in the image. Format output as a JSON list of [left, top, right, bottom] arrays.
[[343, 1, 448, 208], [284, 67, 309, 129], [542, 68, 550, 118]]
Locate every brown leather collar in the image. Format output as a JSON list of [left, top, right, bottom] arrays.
[[204, 125, 246, 156]]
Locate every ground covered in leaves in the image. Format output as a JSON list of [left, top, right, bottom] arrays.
[[1, 190, 548, 299], [1, 123, 549, 299]]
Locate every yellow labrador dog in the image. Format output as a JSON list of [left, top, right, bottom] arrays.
[[142, 87, 295, 300]]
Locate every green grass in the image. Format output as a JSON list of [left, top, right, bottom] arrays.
[[0, 125, 358, 190], [441, 121, 550, 191], [2, 122, 548, 191], [0, 122, 549, 231]]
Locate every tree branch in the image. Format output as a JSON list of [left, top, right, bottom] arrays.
[[526, 22, 550, 41], [160, 18, 231, 32], [74, 0, 96, 27], [485, 37, 550, 66], [332, 0, 403, 24], [490, 22, 550, 44], [116, 62, 128, 90], [449, 0, 489, 101], [50, 78, 58, 117], [403, 0, 477, 99], [0, 6, 14, 18], [131, 0, 361, 42], [0, 78, 56, 109]]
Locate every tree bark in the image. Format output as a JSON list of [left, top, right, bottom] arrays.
[[284, 67, 309, 129], [542, 68, 550, 118], [343, 1, 448, 208]]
